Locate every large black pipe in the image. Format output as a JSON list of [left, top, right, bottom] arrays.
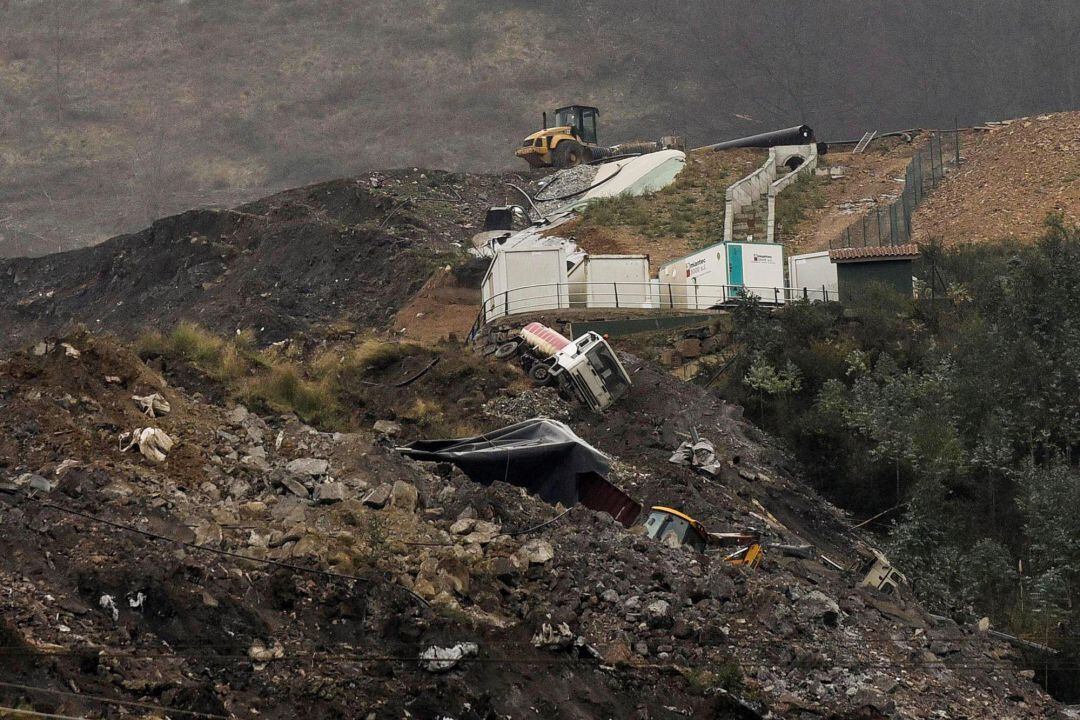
[[696, 125, 815, 151]]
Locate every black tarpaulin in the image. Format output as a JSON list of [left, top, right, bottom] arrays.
[[397, 418, 611, 508]]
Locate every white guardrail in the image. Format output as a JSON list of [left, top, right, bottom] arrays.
[[477, 281, 837, 325]]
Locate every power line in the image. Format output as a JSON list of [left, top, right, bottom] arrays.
[[4, 489, 428, 608], [0, 681, 227, 719]]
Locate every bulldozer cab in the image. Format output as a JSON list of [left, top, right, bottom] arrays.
[[554, 105, 599, 145]]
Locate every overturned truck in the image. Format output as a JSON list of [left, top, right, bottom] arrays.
[[497, 322, 632, 413]]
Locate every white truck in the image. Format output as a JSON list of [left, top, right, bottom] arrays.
[[496, 322, 632, 413]]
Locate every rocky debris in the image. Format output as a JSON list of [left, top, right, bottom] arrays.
[[419, 642, 479, 672], [533, 165, 599, 216], [0, 333, 1062, 720], [482, 387, 573, 423]]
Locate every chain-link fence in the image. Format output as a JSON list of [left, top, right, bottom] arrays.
[[830, 131, 962, 249]]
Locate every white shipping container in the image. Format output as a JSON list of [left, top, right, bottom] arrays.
[[787, 250, 838, 302], [658, 241, 785, 309], [481, 247, 569, 319], [727, 242, 785, 304], [583, 255, 651, 309]]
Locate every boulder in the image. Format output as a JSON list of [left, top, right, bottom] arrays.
[[286, 458, 329, 477], [391, 480, 419, 512], [314, 481, 346, 504], [514, 538, 554, 565], [644, 599, 673, 628], [279, 476, 309, 498], [675, 338, 702, 358], [362, 484, 393, 509], [373, 420, 403, 437]]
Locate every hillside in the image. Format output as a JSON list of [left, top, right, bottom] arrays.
[[0, 328, 1062, 719], [2, 0, 1079, 256], [911, 112, 1080, 245], [0, 169, 502, 351]]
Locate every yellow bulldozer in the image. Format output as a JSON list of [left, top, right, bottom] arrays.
[[516, 105, 603, 170], [515, 104, 683, 170]]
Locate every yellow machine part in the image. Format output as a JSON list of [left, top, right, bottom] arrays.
[[724, 543, 763, 568]]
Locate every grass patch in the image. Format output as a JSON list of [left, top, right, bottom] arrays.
[[137, 321, 265, 381], [774, 173, 827, 236], [576, 150, 762, 253], [240, 364, 339, 427]]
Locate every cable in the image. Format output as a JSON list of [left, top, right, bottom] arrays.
[[504, 506, 574, 536], [0, 707, 90, 720], [0, 681, 227, 719], [4, 489, 428, 608]]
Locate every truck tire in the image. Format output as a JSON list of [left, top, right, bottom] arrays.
[[528, 362, 554, 385], [494, 341, 520, 359], [552, 140, 585, 169]]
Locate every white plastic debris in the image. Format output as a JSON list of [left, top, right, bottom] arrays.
[[419, 642, 478, 672], [61, 343, 81, 358], [99, 594, 119, 621], [132, 393, 171, 418], [120, 427, 175, 463], [532, 622, 574, 649], [668, 437, 722, 475], [248, 640, 285, 665], [128, 591, 146, 609]]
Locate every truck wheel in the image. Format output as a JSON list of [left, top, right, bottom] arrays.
[[553, 140, 585, 169], [494, 341, 521, 359], [529, 362, 554, 385]]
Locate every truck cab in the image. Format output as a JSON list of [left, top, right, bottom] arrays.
[[553, 105, 599, 145], [515, 323, 632, 413], [549, 331, 631, 413]]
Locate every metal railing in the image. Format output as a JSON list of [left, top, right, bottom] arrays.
[[475, 280, 837, 329], [830, 130, 962, 249]]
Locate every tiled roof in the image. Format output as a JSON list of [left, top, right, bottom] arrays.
[[829, 244, 920, 262]]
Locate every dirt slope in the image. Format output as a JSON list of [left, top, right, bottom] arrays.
[[0, 332, 1062, 719], [911, 112, 1080, 245], [0, 170, 503, 352], [784, 139, 919, 253]]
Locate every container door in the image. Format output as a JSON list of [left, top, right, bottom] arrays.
[[727, 244, 744, 299]]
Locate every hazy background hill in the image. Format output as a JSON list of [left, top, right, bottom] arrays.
[[1, 0, 1077, 256]]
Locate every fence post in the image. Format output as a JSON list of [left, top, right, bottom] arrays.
[[504, 291, 508, 318], [667, 283, 674, 309], [861, 214, 867, 245], [933, 134, 941, 180], [954, 118, 961, 167], [613, 282, 619, 309], [694, 282, 699, 309], [774, 287, 779, 305], [822, 284, 827, 302], [876, 208, 882, 245], [803, 287, 808, 301]]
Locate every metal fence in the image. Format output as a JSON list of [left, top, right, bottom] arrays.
[[475, 280, 837, 330], [830, 131, 962, 249]]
